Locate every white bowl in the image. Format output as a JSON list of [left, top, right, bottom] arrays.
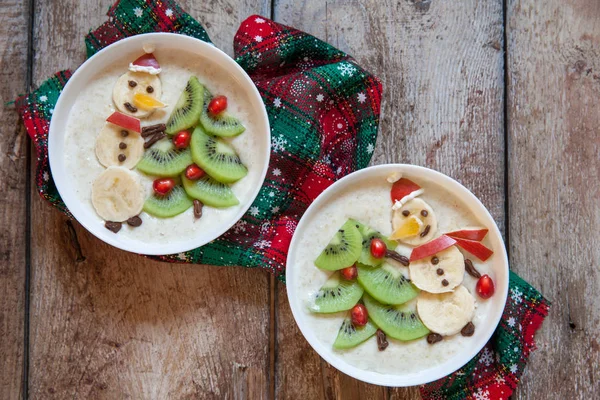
[[286, 164, 509, 387], [49, 33, 270, 255]]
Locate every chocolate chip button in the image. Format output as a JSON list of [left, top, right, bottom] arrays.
[[119, 142, 127, 149], [436, 268, 444, 276], [441, 279, 449, 286], [118, 154, 126, 162], [121, 130, 129, 137], [431, 256, 439, 265]]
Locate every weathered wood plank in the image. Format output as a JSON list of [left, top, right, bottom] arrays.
[[0, 0, 30, 398], [28, 0, 271, 398], [507, 1, 600, 398], [273, 0, 504, 397]]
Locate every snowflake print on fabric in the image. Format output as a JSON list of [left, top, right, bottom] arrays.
[[480, 347, 494, 367], [316, 94, 324, 102], [473, 388, 490, 400], [260, 222, 270, 234], [273, 98, 282, 108], [43, 171, 50, 181], [177, 252, 187, 261], [272, 135, 288, 152], [357, 92, 366, 103], [40, 95, 47, 102], [232, 220, 247, 234], [271, 206, 280, 213], [254, 35, 263, 43], [268, 191, 275, 197], [337, 61, 357, 77], [272, 168, 281, 176], [253, 240, 271, 249], [255, 17, 265, 23], [133, 7, 143, 17], [510, 364, 518, 374], [165, 8, 174, 17], [249, 206, 260, 217], [507, 317, 516, 327], [511, 287, 523, 304], [366, 143, 374, 153]]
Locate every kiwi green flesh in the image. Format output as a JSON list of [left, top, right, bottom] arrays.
[[314, 220, 362, 271], [357, 263, 419, 305], [353, 220, 397, 267], [136, 143, 193, 177], [362, 293, 429, 341], [333, 318, 378, 349], [166, 76, 203, 135], [181, 175, 239, 208], [309, 274, 364, 313], [143, 186, 193, 218], [190, 126, 248, 183]]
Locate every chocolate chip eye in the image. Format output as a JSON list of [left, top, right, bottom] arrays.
[[420, 209, 428, 217], [402, 210, 410, 217], [128, 80, 137, 88], [146, 86, 154, 93]]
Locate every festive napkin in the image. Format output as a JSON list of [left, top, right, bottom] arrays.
[[14, 1, 549, 398]]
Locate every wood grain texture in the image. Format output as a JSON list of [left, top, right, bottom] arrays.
[[28, 0, 271, 398], [0, 0, 30, 398], [507, 1, 600, 398], [273, 0, 504, 397]]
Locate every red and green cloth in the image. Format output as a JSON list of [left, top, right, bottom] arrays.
[[14, 1, 549, 398]]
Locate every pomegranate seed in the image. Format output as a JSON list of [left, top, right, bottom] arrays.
[[475, 274, 495, 299], [173, 130, 191, 149], [370, 238, 387, 259], [340, 265, 358, 280], [351, 304, 368, 326], [208, 95, 228, 115], [185, 164, 205, 181], [153, 178, 175, 196]]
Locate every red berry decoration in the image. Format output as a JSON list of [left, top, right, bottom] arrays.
[[351, 304, 368, 326], [208, 95, 228, 115], [185, 164, 205, 181], [173, 130, 191, 149], [370, 238, 387, 259], [476, 274, 495, 299], [340, 265, 358, 280], [153, 178, 175, 196]]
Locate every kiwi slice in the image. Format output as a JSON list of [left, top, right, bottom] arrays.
[[357, 263, 419, 305], [200, 89, 246, 137], [354, 220, 397, 267], [143, 185, 193, 218], [165, 76, 204, 135], [362, 293, 429, 341], [190, 126, 248, 183], [309, 273, 364, 313], [314, 220, 362, 271], [136, 139, 193, 177], [181, 174, 239, 207], [333, 317, 378, 349]]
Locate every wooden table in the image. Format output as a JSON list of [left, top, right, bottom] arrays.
[[2, 0, 598, 398]]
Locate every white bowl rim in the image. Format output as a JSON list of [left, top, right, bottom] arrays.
[[285, 163, 509, 387], [48, 32, 270, 255]]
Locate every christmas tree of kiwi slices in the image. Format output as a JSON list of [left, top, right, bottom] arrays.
[[138, 76, 247, 218], [310, 218, 427, 350]]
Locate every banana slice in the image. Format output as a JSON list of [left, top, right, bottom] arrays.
[[91, 167, 145, 222], [417, 285, 475, 336], [409, 245, 464, 293], [95, 123, 144, 169], [113, 71, 162, 118], [391, 198, 437, 246]]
